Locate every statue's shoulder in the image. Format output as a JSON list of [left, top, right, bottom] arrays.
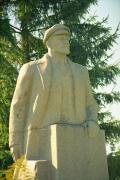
[[18, 57, 46, 80], [19, 60, 39, 77], [20, 55, 47, 76], [69, 60, 88, 73], [21, 60, 37, 68], [21, 58, 43, 69]]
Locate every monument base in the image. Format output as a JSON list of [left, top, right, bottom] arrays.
[[50, 124, 109, 180], [25, 124, 109, 180], [26, 160, 51, 180]]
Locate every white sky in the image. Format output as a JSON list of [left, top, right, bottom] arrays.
[[89, 0, 120, 119]]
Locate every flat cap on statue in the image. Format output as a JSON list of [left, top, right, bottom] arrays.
[[43, 24, 70, 45]]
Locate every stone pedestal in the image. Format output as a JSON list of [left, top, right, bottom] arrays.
[[50, 124, 109, 180], [27, 160, 51, 180], [26, 124, 109, 180]]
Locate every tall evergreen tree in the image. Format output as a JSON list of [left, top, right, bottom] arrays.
[[8, 0, 120, 142], [0, 0, 120, 168], [0, 2, 20, 148]]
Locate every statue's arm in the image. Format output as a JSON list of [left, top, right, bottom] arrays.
[[9, 63, 32, 152], [85, 69, 100, 137], [85, 69, 98, 122]]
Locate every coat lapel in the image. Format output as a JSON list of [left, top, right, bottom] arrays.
[[68, 60, 84, 121]]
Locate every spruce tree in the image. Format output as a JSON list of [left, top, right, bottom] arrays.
[[0, 0, 120, 172], [7, 0, 120, 144]]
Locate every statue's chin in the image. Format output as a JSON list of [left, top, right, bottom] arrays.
[[61, 52, 70, 56], [53, 48, 70, 56], [60, 49, 70, 55], [66, 51, 70, 55]]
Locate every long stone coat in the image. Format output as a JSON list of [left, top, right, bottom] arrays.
[[9, 53, 98, 159]]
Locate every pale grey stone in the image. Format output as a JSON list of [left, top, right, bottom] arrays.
[[50, 124, 109, 180], [9, 24, 108, 179]]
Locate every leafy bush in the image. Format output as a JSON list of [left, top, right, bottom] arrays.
[[0, 150, 13, 179], [0, 150, 13, 169], [107, 150, 120, 180]]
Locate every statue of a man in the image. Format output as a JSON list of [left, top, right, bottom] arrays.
[[9, 24, 99, 161]]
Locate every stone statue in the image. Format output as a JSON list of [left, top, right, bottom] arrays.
[[9, 24, 99, 162]]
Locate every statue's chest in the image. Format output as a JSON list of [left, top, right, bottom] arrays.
[[51, 62, 73, 85]]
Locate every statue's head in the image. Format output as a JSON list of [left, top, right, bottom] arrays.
[[43, 24, 70, 55]]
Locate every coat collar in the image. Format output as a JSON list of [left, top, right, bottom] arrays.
[[37, 53, 48, 64], [37, 53, 73, 65]]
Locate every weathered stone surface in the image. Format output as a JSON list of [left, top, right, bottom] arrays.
[[50, 124, 109, 180], [9, 24, 98, 160], [9, 24, 108, 180], [25, 125, 109, 180], [27, 160, 51, 180]]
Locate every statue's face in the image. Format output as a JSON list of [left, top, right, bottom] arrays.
[[47, 33, 70, 55]]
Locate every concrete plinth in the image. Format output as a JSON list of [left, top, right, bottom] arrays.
[[50, 124, 109, 180], [25, 124, 109, 180], [27, 160, 51, 180]]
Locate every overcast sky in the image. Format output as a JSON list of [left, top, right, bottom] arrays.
[[89, 0, 120, 119]]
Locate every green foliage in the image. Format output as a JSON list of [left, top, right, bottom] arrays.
[[0, 123, 9, 148], [0, 123, 13, 177], [107, 150, 120, 180], [0, 0, 120, 176], [100, 121, 120, 145], [0, 150, 13, 169]]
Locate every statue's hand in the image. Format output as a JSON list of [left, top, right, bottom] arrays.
[[87, 121, 100, 138], [10, 145, 22, 161]]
